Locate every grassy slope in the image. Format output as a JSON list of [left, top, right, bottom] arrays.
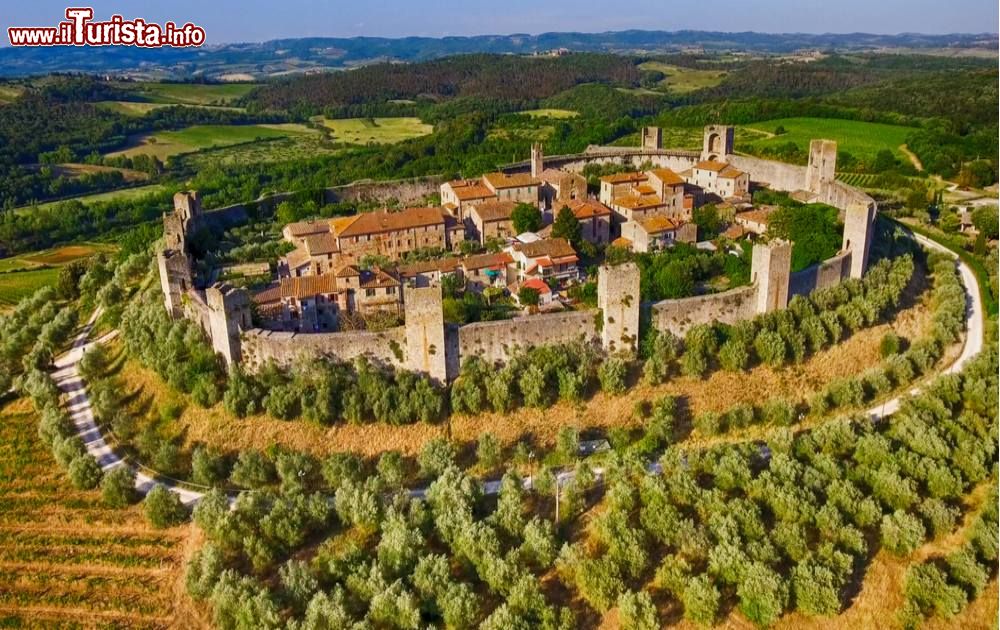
[[16, 184, 168, 213], [121, 82, 258, 105], [638, 61, 729, 93], [0, 244, 114, 308], [315, 117, 433, 144], [105, 123, 314, 160], [738, 117, 917, 162]]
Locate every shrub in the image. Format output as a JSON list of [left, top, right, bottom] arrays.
[[719, 339, 750, 372], [682, 574, 720, 627], [144, 484, 188, 528], [230, 450, 276, 488], [903, 563, 967, 620], [694, 411, 723, 436], [762, 399, 795, 426], [618, 590, 658, 630], [792, 561, 842, 617], [598, 357, 629, 395], [880, 510, 926, 556], [419, 438, 455, 478], [192, 445, 230, 487], [737, 562, 788, 627], [880, 332, 902, 357], [68, 454, 103, 490], [754, 330, 787, 368], [101, 465, 136, 507]]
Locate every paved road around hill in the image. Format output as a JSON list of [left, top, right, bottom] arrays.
[[51, 236, 986, 506]]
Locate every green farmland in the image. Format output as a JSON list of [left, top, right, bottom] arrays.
[[106, 123, 316, 161], [314, 117, 433, 144], [738, 117, 919, 163], [638, 61, 729, 93], [0, 244, 114, 308], [119, 81, 258, 105]]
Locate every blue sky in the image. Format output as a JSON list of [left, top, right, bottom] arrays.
[[5, 0, 998, 43]]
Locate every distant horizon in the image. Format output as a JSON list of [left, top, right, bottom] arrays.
[[2, 1, 998, 46]]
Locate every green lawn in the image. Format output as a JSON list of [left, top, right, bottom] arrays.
[[105, 124, 315, 160], [738, 117, 918, 162], [314, 117, 433, 145], [17, 184, 168, 213], [0, 243, 114, 308], [119, 82, 258, 105], [638, 61, 729, 93], [521, 108, 579, 119]]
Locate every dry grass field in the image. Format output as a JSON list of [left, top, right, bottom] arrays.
[[0, 397, 195, 629]]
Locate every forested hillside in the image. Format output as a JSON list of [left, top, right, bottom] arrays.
[[244, 53, 640, 114]]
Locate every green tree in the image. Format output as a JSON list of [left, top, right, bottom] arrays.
[[518, 286, 540, 307], [552, 205, 582, 245], [512, 203, 542, 234], [68, 454, 103, 490], [101, 465, 136, 507], [144, 484, 188, 528], [618, 590, 658, 630], [683, 575, 720, 627]]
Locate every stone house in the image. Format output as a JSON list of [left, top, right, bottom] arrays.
[[459, 252, 514, 293], [334, 207, 452, 261], [686, 160, 750, 200], [565, 198, 612, 245], [466, 200, 518, 245], [482, 171, 541, 204], [620, 216, 698, 253], [538, 168, 587, 210], [439, 180, 497, 220], [397, 257, 461, 288], [734, 207, 777, 235], [505, 237, 579, 284], [513, 277, 554, 306]]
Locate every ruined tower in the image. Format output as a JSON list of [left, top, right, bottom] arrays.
[[751, 239, 793, 314], [157, 250, 193, 320], [597, 263, 641, 355], [701, 125, 734, 162], [404, 285, 448, 383], [530, 143, 543, 179], [805, 139, 837, 194], [842, 202, 876, 279], [641, 126, 663, 151], [206, 283, 252, 366], [158, 190, 204, 320]]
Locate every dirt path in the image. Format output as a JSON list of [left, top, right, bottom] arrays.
[[899, 143, 924, 171]]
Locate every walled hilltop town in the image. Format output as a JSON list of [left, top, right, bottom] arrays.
[[157, 124, 875, 383]]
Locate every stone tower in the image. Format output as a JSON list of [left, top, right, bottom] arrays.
[[173, 190, 202, 225], [702, 125, 734, 161], [206, 283, 252, 365], [157, 249, 192, 319], [641, 126, 662, 151], [842, 202, 876, 279], [404, 285, 448, 383], [597, 262, 641, 355], [805, 139, 837, 194], [530, 143, 543, 179], [751, 239, 792, 313]]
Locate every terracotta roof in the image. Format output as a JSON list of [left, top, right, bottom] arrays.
[[511, 237, 577, 260], [718, 166, 745, 179], [483, 172, 540, 189], [336, 264, 361, 277], [330, 215, 360, 236], [469, 199, 517, 223], [566, 199, 611, 219], [637, 215, 680, 234], [337, 207, 445, 238], [397, 258, 460, 276], [636, 184, 657, 195], [254, 273, 340, 303], [448, 180, 497, 201], [612, 194, 666, 210], [285, 247, 311, 270], [722, 224, 747, 239], [611, 237, 633, 248], [647, 168, 685, 186], [521, 278, 552, 294], [359, 267, 400, 289], [304, 232, 340, 256], [461, 251, 513, 271], [694, 160, 729, 172], [735, 208, 775, 226], [600, 172, 647, 185], [285, 219, 331, 238]]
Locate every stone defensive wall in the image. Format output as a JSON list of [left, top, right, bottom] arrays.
[[241, 327, 406, 372], [457, 310, 600, 365], [648, 285, 758, 338], [157, 126, 878, 382]]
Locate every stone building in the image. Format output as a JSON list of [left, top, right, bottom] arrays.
[[685, 160, 750, 200], [466, 199, 518, 245], [564, 199, 612, 245], [505, 237, 579, 284], [439, 179, 497, 220], [734, 206, 777, 235], [619, 216, 698, 253]]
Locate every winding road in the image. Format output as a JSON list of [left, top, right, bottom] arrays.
[[51, 234, 986, 506]]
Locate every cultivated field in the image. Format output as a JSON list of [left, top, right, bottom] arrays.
[[39, 162, 150, 183], [0, 397, 192, 629], [17, 183, 169, 214], [0, 84, 25, 104], [313, 116, 434, 144], [738, 117, 918, 163], [105, 123, 315, 161], [119, 82, 258, 106], [521, 108, 579, 119], [180, 135, 344, 169], [0, 243, 114, 308], [638, 60, 729, 93]]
